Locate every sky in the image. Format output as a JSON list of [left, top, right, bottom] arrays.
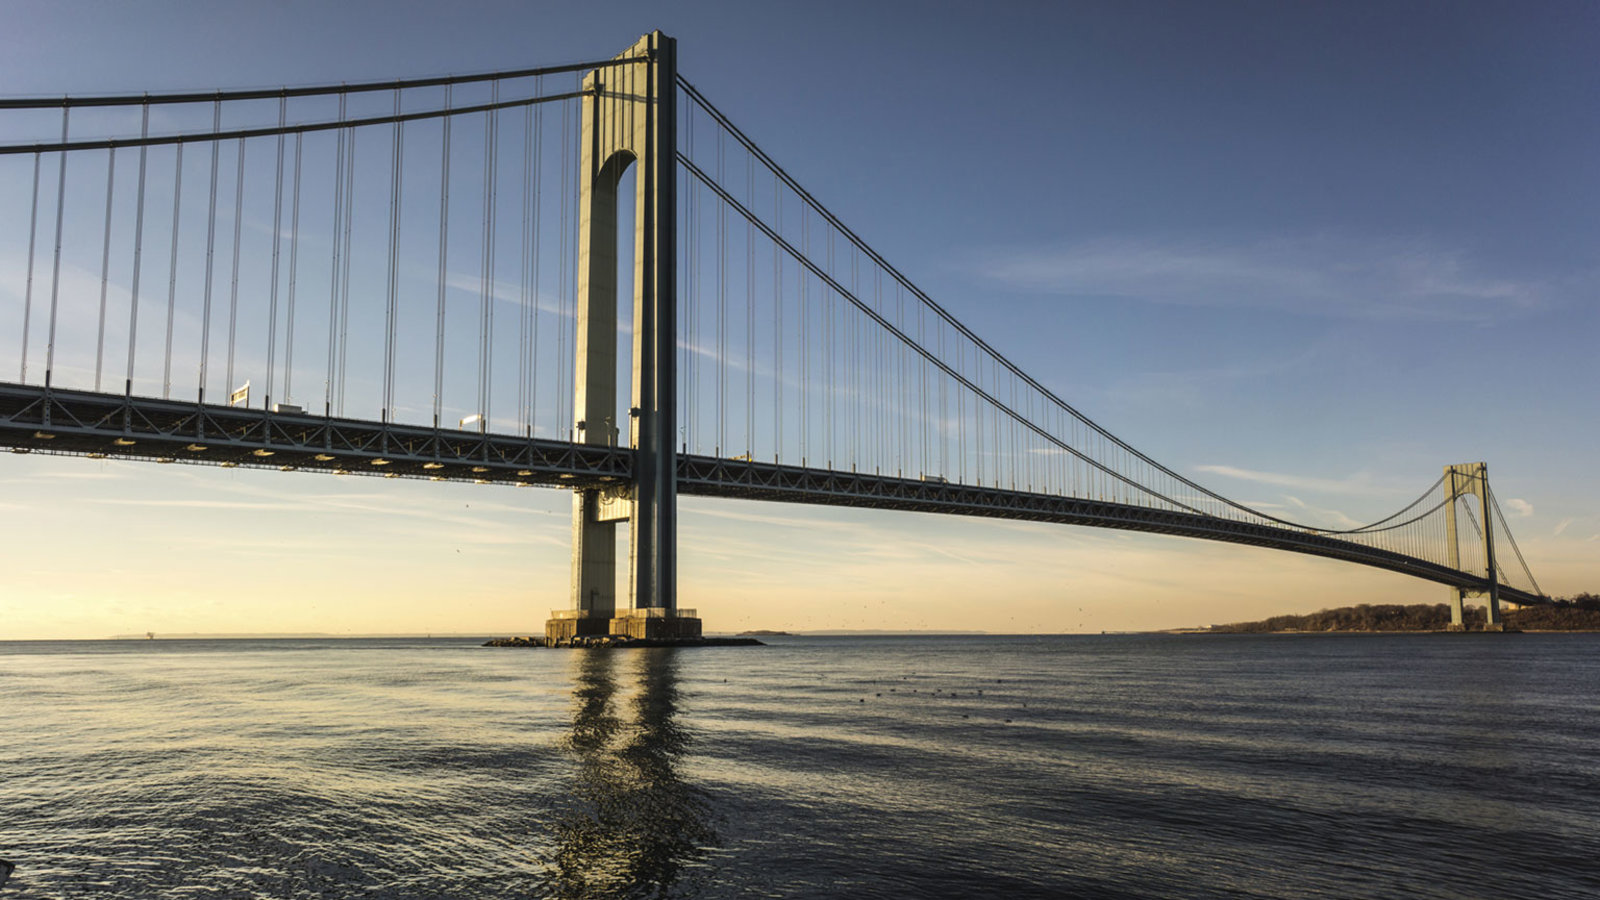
[[1, 1, 1595, 639]]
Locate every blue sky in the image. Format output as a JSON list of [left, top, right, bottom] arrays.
[[1, 1, 1595, 638]]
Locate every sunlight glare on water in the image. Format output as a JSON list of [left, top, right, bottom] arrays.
[[2, 634, 1598, 899]]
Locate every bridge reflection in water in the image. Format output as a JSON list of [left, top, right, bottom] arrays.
[[547, 649, 718, 897]]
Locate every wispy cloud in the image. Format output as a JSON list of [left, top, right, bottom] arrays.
[[443, 271, 571, 317], [90, 498, 302, 512], [31, 470, 127, 481], [974, 236, 1557, 322], [1193, 464, 1385, 496], [1554, 517, 1574, 537], [1504, 498, 1534, 518], [1282, 495, 1363, 530]]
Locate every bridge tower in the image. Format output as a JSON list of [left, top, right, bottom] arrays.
[[545, 32, 698, 645], [1443, 462, 1501, 631]]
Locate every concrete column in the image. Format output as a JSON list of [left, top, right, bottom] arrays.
[[1444, 466, 1465, 629], [1443, 462, 1501, 630], [570, 150, 622, 616], [629, 33, 678, 615], [553, 32, 679, 642], [1477, 463, 1501, 627]]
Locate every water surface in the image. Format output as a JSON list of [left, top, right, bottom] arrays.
[[2, 634, 1596, 898]]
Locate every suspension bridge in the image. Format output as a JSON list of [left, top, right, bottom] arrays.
[[0, 32, 1547, 640]]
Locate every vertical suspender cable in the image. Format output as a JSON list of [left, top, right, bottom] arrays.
[[284, 132, 303, 405], [20, 152, 40, 382], [997, 360, 1005, 487], [534, 87, 547, 435], [923, 297, 934, 477], [555, 87, 570, 439], [161, 143, 183, 397], [845, 244, 854, 470], [1026, 389, 1035, 490], [225, 137, 245, 401], [382, 87, 403, 421], [45, 107, 70, 387], [567, 79, 578, 441], [824, 229, 833, 467], [883, 274, 893, 471], [95, 147, 116, 391], [862, 263, 871, 471], [953, 334, 966, 483], [878, 268, 887, 473], [971, 348, 981, 484], [678, 158, 689, 446], [266, 96, 286, 409], [867, 259, 876, 471], [996, 359, 1004, 487], [773, 174, 782, 461], [326, 94, 347, 416], [1005, 368, 1013, 489], [898, 283, 908, 475], [518, 101, 532, 435], [391, 111, 403, 422], [686, 108, 698, 452], [479, 81, 499, 429], [858, 252, 866, 470], [716, 129, 726, 455], [529, 89, 543, 436], [338, 126, 357, 415], [745, 144, 755, 457], [859, 252, 868, 471], [853, 256, 861, 470], [434, 86, 452, 427], [936, 318, 946, 477], [200, 100, 220, 403], [799, 207, 807, 464], [126, 103, 150, 395], [840, 239, 850, 469]]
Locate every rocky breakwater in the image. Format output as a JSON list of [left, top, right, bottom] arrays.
[[483, 634, 764, 648]]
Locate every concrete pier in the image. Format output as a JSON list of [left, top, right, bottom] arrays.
[[546, 31, 682, 644], [545, 607, 702, 647]]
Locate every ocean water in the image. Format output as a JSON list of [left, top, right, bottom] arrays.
[[1, 633, 1597, 899]]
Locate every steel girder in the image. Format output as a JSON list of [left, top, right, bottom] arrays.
[[0, 382, 630, 487], [0, 382, 1545, 606], [675, 454, 1548, 606]]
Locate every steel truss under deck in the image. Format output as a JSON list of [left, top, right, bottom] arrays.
[[674, 454, 1547, 607], [0, 380, 1545, 608], [0, 382, 629, 488]]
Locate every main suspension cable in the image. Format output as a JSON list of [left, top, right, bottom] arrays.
[[677, 76, 1463, 538]]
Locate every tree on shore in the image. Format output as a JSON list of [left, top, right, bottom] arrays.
[[1211, 595, 1600, 632]]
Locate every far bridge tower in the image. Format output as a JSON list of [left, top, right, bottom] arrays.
[[1443, 462, 1501, 631]]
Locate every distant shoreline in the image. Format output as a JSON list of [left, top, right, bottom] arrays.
[[1169, 628, 1600, 635], [104, 633, 498, 641], [86, 629, 994, 641], [1186, 601, 1600, 634]]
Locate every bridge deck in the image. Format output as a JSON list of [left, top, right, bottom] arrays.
[[0, 382, 1543, 607], [0, 382, 627, 489]]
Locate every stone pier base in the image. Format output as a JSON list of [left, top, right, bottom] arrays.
[[544, 607, 702, 646], [544, 610, 616, 646], [608, 611, 702, 641]]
